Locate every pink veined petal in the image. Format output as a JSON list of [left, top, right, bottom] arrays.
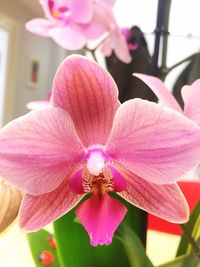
[[26, 100, 50, 110], [19, 178, 84, 231], [118, 170, 189, 223], [68, 0, 93, 24], [52, 55, 120, 147], [26, 18, 52, 37], [0, 107, 85, 195], [75, 194, 127, 246], [133, 73, 182, 113], [105, 99, 200, 185], [49, 25, 87, 50], [182, 79, 200, 125]]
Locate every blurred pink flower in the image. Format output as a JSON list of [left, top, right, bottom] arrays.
[[26, 0, 131, 63], [134, 74, 200, 125], [100, 28, 132, 63], [1, 56, 200, 246], [26, 0, 112, 49]]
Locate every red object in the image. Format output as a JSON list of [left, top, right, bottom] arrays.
[[48, 235, 57, 249], [148, 181, 200, 235], [39, 251, 54, 266]]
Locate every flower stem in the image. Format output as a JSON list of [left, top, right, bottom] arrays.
[[180, 223, 200, 259]]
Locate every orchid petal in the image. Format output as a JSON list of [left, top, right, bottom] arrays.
[[134, 73, 182, 112], [19, 179, 84, 231], [111, 29, 132, 63], [75, 194, 127, 246], [119, 170, 189, 223], [105, 99, 200, 185], [81, 3, 112, 40], [52, 55, 120, 147], [182, 79, 200, 125], [0, 107, 85, 195], [26, 19, 52, 37], [49, 25, 86, 50], [69, 0, 93, 24]]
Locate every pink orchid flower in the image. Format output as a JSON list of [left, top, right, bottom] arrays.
[[1, 56, 200, 246], [26, 0, 131, 63], [134, 74, 200, 125], [26, 0, 114, 50]]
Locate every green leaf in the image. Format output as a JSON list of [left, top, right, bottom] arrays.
[[177, 201, 200, 256], [113, 193, 147, 245], [117, 225, 154, 267], [157, 255, 188, 267], [182, 238, 200, 267], [54, 193, 148, 267], [27, 229, 61, 267], [54, 206, 131, 267]]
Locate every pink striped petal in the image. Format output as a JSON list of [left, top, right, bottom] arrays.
[[182, 79, 200, 125], [75, 194, 127, 246], [19, 179, 84, 231], [105, 99, 200, 185], [119, 170, 189, 223], [134, 73, 182, 113], [49, 25, 86, 50], [26, 19, 52, 37], [52, 55, 120, 147], [0, 107, 85, 195]]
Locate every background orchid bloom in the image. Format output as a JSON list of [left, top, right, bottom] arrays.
[[26, 0, 131, 63], [26, 0, 113, 50], [134, 73, 200, 125], [1, 56, 200, 246], [100, 27, 132, 63]]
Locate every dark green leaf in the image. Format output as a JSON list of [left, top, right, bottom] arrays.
[[182, 238, 200, 267], [177, 201, 200, 256], [27, 229, 61, 267]]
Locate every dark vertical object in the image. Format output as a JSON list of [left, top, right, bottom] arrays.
[[151, 0, 171, 78]]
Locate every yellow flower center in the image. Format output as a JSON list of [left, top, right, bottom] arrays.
[[82, 168, 114, 196]]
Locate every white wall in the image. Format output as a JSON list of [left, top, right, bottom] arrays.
[[0, 0, 68, 123]]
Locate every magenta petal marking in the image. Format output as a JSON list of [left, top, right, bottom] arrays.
[[75, 194, 127, 246], [69, 167, 84, 194], [107, 165, 126, 192]]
